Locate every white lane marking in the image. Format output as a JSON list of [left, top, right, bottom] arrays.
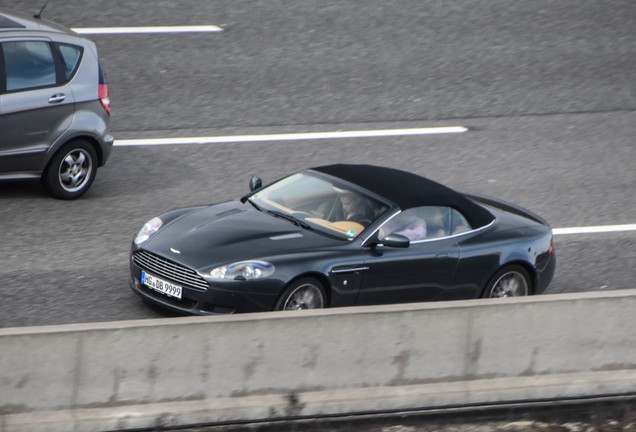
[[114, 126, 468, 146], [72, 25, 224, 35], [553, 224, 636, 235]]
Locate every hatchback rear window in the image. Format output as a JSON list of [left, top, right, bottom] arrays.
[[3, 41, 56, 91], [56, 43, 83, 81]]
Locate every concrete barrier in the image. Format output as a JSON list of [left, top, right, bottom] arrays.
[[2, 289, 636, 431]]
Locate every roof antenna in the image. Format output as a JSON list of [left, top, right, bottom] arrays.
[[34, 0, 51, 19]]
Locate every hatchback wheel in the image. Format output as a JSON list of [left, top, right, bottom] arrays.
[[483, 265, 532, 298], [43, 140, 97, 200], [275, 278, 327, 311]]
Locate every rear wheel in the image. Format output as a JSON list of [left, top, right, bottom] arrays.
[[483, 265, 532, 298], [275, 277, 327, 311], [43, 140, 97, 200]]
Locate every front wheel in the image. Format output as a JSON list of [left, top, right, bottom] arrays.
[[42, 140, 97, 200], [483, 265, 532, 298], [275, 277, 327, 311]]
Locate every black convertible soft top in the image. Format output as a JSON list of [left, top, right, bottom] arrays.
[[312, 164, 495, 228]]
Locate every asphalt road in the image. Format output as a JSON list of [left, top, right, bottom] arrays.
[[0, 0, 635, 328]]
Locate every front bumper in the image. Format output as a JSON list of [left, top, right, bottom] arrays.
[[129, 253, 282, 315]]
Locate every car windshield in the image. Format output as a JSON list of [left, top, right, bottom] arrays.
[[248, 172, 389, 239]]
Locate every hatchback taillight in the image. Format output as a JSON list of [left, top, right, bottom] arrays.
[[99, 83, 111, 115], [98, 62, 111, 115]]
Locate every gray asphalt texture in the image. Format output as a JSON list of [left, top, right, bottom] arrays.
[[0, 0, 634, 328]]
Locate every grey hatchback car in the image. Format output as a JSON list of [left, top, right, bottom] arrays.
[[0, 8, 113, 199]]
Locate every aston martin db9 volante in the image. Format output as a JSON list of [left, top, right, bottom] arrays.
[[130, 164, 555, 314]]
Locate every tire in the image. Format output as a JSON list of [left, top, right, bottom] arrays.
[[482, 265, 532, 298], [274, 277, 327, 311], [42, 140, 97, 200]]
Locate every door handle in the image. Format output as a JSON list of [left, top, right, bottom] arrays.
[[435, 253, 450, 258], [48, 94, 66, 103], [331, 266, 369, 274]]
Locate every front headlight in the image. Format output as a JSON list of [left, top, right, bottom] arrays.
[[134, 217, 163, 245], [210, 260, 275, 281]]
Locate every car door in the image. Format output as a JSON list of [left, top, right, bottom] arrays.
[[0, 39, 74, 172], [356, 206, 460, 305], [358, 236, 460, 305]]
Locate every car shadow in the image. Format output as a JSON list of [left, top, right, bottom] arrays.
[[0, 180, 48, 200]]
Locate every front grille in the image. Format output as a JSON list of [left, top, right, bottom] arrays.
[[133, 250, 209, 291]]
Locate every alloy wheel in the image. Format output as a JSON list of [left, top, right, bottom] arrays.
[[488, 270, 529, 297], [59, 148, 93, 192], [283, 283, 325, 310]]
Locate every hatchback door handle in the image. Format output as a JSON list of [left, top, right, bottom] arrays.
[[48, 94, 66, 103]]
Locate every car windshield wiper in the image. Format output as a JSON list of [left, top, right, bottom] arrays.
[[265, 209, 311, 230]]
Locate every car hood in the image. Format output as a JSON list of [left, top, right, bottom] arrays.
[[142, 201, 341, 269]]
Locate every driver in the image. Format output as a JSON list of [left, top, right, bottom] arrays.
[[339, 192, 373, 226]]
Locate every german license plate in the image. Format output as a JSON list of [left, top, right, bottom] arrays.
[[141, 271, 182, 299]]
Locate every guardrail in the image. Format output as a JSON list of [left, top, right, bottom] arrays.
[[2, 289, 636, 432]]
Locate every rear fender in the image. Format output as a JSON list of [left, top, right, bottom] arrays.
[[484, 259, 537, 297]]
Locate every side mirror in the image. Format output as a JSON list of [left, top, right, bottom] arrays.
[[249, 176, 262, 192], [379, 234, 410, 248]]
